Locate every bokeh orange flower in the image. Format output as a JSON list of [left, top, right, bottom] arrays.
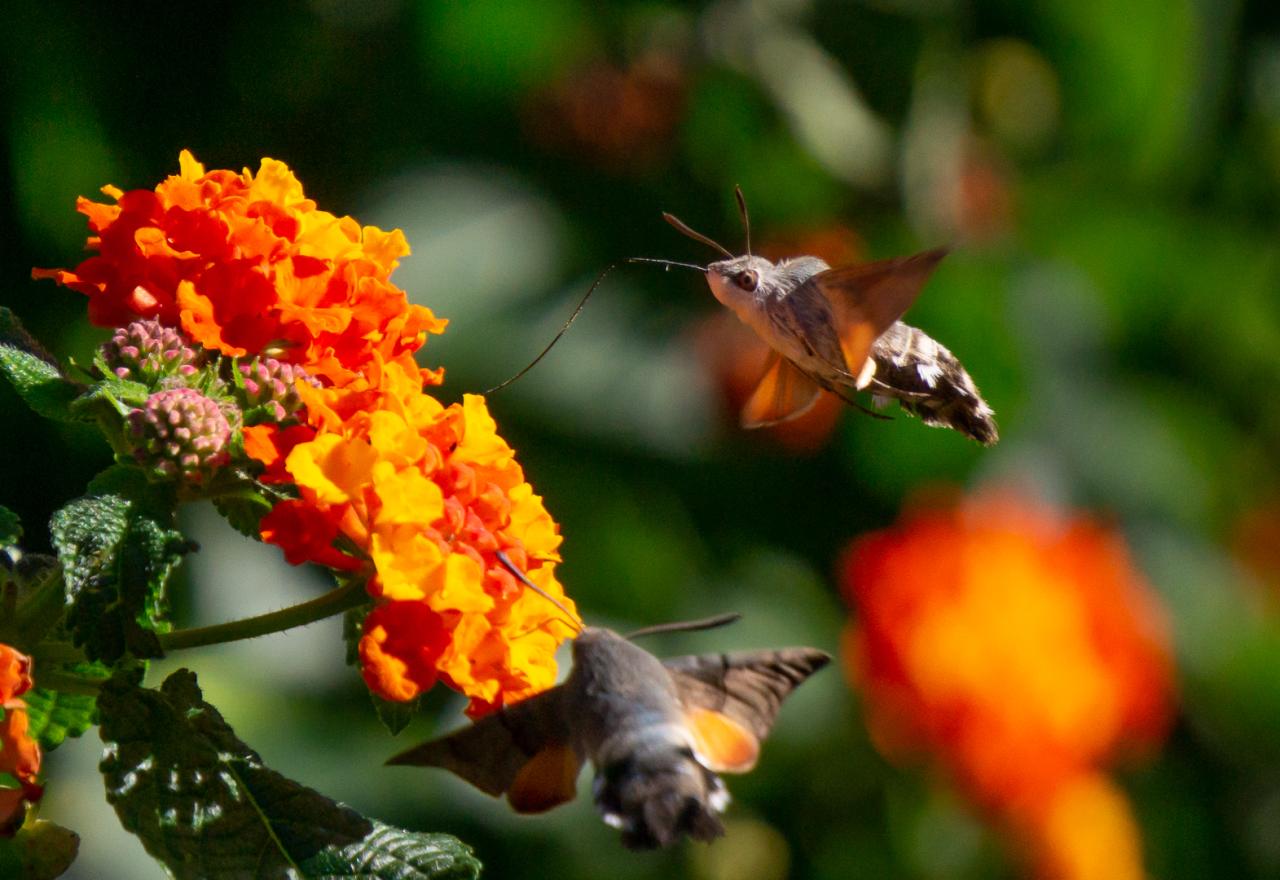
[[37, 152, 575, 716], [839, 491, 1174, 880], [0, 645, 41, 835]]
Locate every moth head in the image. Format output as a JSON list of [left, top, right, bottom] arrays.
[[705, 255, 778, 308]]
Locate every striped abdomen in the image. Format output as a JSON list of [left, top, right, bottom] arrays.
[[865, 322, 998, 445]]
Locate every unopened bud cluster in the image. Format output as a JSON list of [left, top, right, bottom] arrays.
[[127, 388, 232, 482], [237, 358, 319, 422], [100, 318, 199, 384], [106, 318, 323, 484]]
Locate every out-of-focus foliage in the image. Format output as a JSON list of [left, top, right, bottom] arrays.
[[3, 0, 1279, 877]]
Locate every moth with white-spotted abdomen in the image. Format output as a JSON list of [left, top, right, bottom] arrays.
[[667, 190, 998, 445]]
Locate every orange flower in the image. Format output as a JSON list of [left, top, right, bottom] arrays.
[[840, 491, 1173, 879], [33, 150, 444, 389], [282, 380, 575, 715], [39, 153, 576, 716], [0, 645, 41, 835]]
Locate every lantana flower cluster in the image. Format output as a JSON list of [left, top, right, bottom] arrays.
[[0, 645, 41, 835], [840, 492, 1174, 880], [36, 152, 574, 715]]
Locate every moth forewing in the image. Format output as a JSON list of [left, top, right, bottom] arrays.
[[385, 685, 575, 801]]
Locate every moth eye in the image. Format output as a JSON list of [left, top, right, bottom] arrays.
[[736, 269, 759, 292]]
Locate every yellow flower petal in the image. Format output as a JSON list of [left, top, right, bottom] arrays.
[[426, 553, 494, 614], [456, 394, 514, 470], [286, 433, 378, 505], [370, 525, 445, 601], [371, 460, 444, 527]]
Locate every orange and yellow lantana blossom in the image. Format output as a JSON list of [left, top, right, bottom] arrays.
[[0, 645, 41, 834], [36, 152, 575, 715], [840, 491, 1174, 880]]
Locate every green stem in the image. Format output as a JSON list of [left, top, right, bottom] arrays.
[[157, 578, 369, 652]]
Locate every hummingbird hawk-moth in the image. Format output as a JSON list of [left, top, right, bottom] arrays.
[[388, 590, 829, 849], [486, 190, 997, 443], [665, 190, 999, 445]]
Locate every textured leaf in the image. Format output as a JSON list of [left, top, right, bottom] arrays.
[[98, 670, 481, 880], [0, 550, 64, 651], [69, 375, 150, 417], [0, 307, 81, 422], [0, 818, 80, 879], [212, 490, 274, 539], [24, 663, 108, 750], [295, 820, 482, 879], [49, 468, 187, 662], [25, 687, 98, 751], [0, 505, 20, 547]]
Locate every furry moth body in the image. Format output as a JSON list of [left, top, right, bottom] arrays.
[[703, 250, 998, 444], [388, 627, 829, 849]]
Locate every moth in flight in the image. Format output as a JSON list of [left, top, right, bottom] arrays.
[[389, 571, 828, 850], [666, 190, 998, 444]]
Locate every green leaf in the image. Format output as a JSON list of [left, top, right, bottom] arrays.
[[211, 489, 273, 539], [0, 307, 81, 423], [0, 552, 64, 651], [0, 505, 21, 547], [70, 375, 150, 418], [295, 821, 482, 879], [98, 670, 482, 880], [24, 662, 108, 750], [371, 694, 420, 737], [25, 688, 97, 750], [50, 468, 187, 662], [211, 494, 269, 539], [0, 819, 80, 879]]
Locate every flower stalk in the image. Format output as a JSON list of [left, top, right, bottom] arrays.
[[156, 575, 369, 652]]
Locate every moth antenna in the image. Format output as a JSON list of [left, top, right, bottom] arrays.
[[625, 612, 742, 640], [485, 257, 704, 395], [663, 212, 734, 258], [734, 185, 751, 257], [496, 550, 584, 634]]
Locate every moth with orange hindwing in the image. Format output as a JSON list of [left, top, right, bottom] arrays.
[[387, 554, 829, 850], [666, 189, 998, 444]]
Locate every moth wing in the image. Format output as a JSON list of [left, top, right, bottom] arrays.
[[664, 648, 831, 773], [507, 742, 583, 813], [386, 686, 582, 812], [806, 248, 947, 377], [740, 351, 823, 428]]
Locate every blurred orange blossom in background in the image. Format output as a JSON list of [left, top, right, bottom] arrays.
[[35, 152, 576, 717], [840, 491, 1175, 879]]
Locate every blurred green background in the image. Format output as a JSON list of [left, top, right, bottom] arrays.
[[4, 0, 1280, 877]]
